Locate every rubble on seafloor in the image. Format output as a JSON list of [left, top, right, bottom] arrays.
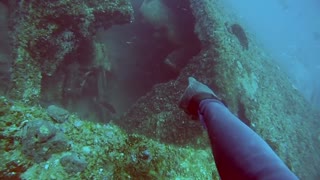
[[0, 96, 216, 179]]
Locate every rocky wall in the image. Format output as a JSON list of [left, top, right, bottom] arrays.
[[4, 0, 133, 104], [116, 0, 320, 179]]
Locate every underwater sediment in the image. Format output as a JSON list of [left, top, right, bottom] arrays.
[[0, 0, 320, 179]]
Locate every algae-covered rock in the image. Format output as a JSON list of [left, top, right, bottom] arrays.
[[47, 105, 69, 123], [0, 95, 216, 179], [4, 0, 133, 104], [1, 0, 319, 179], [60, 153, 87, 174], [20, 119, 69, 162], [115, 0, 320, 179]]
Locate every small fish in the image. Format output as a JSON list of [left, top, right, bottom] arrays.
[[99, 101, 117, 114], [125, 41, 134, 45], [181, 8, 187, 11], [125, 36, 137, 45]]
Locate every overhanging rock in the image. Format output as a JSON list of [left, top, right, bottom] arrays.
[[5, 0, 133, 104]]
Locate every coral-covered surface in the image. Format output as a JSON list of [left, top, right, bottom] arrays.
[[6, 0, 133, 104], [116, 0, 320, 179], [0, 0, 320, 179], [0, 96, 215, 179]]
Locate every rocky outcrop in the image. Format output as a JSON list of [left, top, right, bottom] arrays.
[[60, 153, 88, 174], [116, 0, 320, 179], [4, 0, 133, 104], [20, 119, 70, 162]]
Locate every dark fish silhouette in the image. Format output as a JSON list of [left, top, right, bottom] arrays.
[[99, 101, 117, 114], [226, 23, 249, 50]]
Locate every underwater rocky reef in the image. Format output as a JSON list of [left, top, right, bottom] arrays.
[[0, 0, 320, 179], [5, 0, 133, 104]]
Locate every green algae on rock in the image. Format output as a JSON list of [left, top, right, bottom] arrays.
[[0, 96, 215, 179], [4, 0, 133, 104], [114, 0, 320, 179]]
